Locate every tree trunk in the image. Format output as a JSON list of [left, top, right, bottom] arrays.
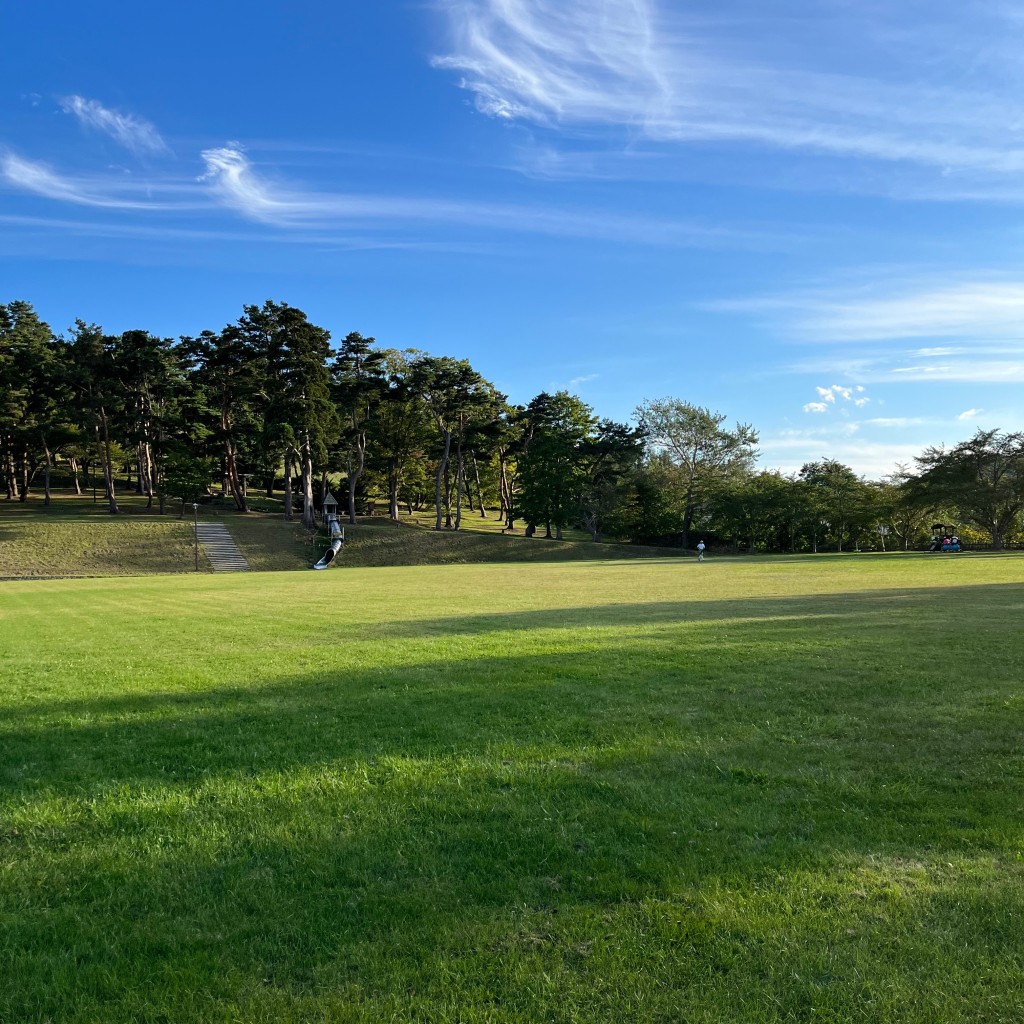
[[454, 441, 464, 531], [499, 459, 508, 522], [223, 440, 246, 512], [681, 499, 695, 551], [220, 408, 247, 512], [283, 450, 294, 521], [97, 410, 119, 514], [443, 458, 453, 529], [43, 444, 52, 506], [434, 430, 451, 531], [300, 444, 315, 528], [472, 454, 487, 518], [141, 442, 155, 507], [388, 457, 400, 520], [347, 434, 366, 525]]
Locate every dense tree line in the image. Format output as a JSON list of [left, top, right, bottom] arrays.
[[3, 299, 1023, 551]]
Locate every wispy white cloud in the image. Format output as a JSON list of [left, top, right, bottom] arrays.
[[196, 144, 759, 247], [790, 350, 1024, 385], [199, 145, 298, 220], [568, 372, 599, 388], [2, 142, 754, 250], [433, 1, 670, 126], [0, 153, 163, 209], [958, 407, 983, 420], [798, 282, 1024, 343], [866, 417, 925, 428], [888, 361, 1024, 382], [759, 429, 921, 478], [432, 1, 1024, 197], [914, 346, 966, 357], [709, 278, 1024, 344], [59, 96, 167, 155], [713, 274, 1024, 388]]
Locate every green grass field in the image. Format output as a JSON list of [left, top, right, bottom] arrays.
[[2, 554, 1023, 1022]]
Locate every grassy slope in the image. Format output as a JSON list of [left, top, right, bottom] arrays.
[[0, 495, 206, 576], [0, 518, 200, 576], [331, 518, 683, 569], [1, 496, 681, 576], [2, 555, 1023, 1022]]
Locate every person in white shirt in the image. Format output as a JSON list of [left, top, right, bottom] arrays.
[[696, 540, 706, 562]]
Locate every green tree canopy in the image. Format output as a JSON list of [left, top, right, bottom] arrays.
[[635, 398, 758, 549], [517, 391, 596, 540], [913, 429, 1024, 550]]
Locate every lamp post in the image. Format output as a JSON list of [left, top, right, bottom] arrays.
[[192, 503, 199, 571]]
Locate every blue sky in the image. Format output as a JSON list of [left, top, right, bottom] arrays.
[[3, 0, 1024, 477]]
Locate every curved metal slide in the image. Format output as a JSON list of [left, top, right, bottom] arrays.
[[312, 537, 343, 569], [313, 520, 345, 569]]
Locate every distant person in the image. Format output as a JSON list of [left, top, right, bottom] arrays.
[[696, 540, 706, 562]]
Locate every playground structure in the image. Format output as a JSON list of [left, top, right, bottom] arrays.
[[928, 523, 961, 553], [312, 491, 345, 570]]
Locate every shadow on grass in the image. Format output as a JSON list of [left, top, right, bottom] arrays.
[[2, 583, 1023, 1021], [358, 580, 1024, 635]]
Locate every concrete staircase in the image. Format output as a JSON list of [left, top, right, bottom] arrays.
[[196, 522, 250, 573]]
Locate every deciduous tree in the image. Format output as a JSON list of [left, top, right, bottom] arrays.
[[913, 429, 1024, 550], [635, 399, 758, 549]]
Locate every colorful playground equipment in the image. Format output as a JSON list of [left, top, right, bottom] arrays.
[[928, 523, 960, 552]]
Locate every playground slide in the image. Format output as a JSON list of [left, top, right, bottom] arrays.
[[313, 519, 345, 569], [312, 537, 343, 569]]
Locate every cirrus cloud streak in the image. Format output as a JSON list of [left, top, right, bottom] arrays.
[[432, 1, 1024, 196], [59, 95, 168, 155]]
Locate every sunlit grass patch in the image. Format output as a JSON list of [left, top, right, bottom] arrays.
[[0, 518, 198, 576]]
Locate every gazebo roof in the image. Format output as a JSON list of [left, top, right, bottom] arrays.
[[323, 490, 339, 507]]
